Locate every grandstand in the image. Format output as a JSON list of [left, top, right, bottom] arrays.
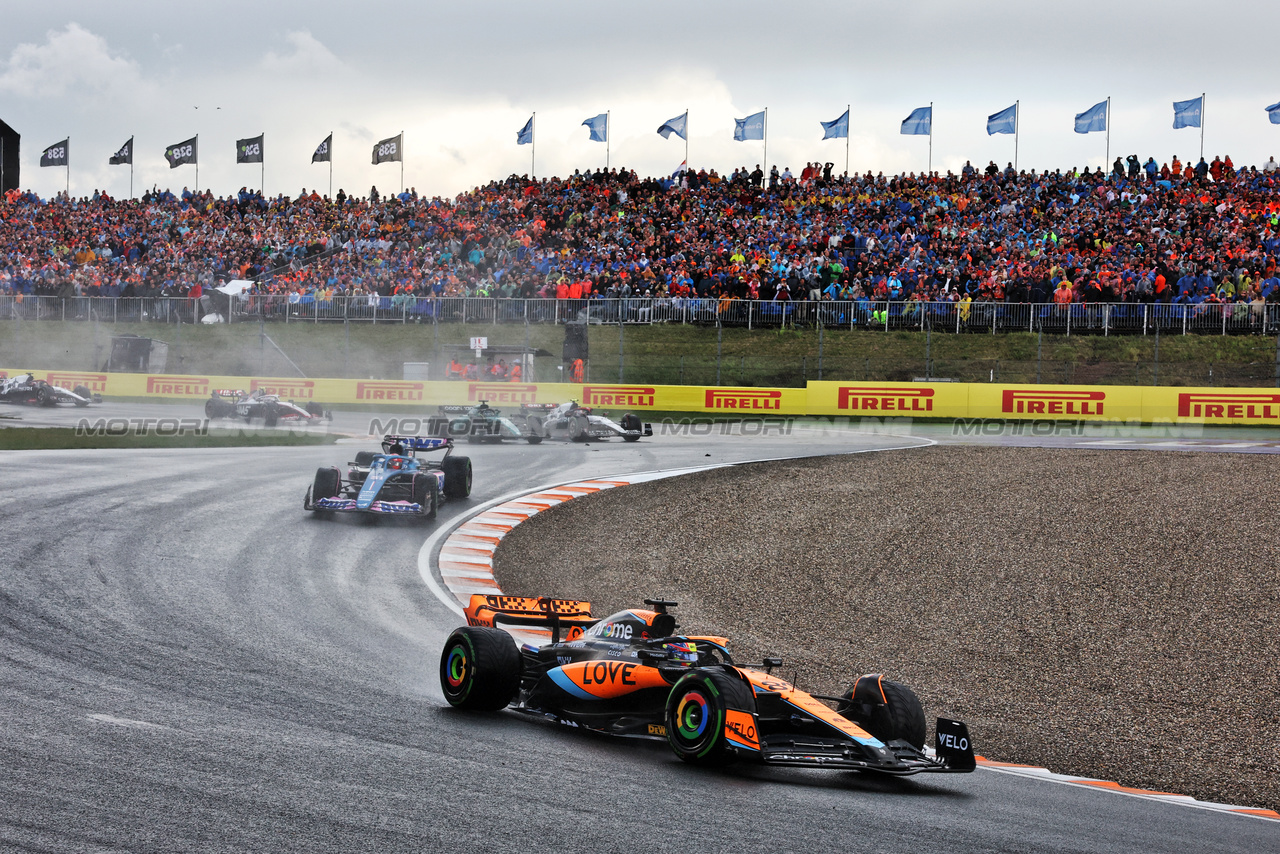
[[2, 162, 1280, 339]]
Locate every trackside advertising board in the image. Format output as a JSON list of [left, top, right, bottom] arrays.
[[4, 369, 1279, 425]]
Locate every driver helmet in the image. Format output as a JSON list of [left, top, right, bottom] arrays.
[[663, 640, 698, 663]]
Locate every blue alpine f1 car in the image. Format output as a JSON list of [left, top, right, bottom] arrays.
[[303, 435, 472, 520]]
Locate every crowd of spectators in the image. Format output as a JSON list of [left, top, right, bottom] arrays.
[[3, 152, 1280, 308]]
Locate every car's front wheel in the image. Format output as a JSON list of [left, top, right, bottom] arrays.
[[442, 455, 472, 499], [439, 626, 522, 710], [665, 670, 755, 765], [836, 675, 926, 749], [412, 473, 438, 520]]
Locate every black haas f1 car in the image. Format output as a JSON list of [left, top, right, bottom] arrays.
[[432, 401, 543, 444], [525, 401, 652, 442], [0, 373, 100, 407], [305, 435, 472, 521], [441, 596, 975, 775], [205, 388, 331, 426]]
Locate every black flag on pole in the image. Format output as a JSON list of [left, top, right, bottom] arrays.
[[40, 139, 69, 167], [371, 133, 402, 165], [312, 133, 332, 163], [164, 136, 197, 169], [108, 137, 133, 165], [236, 134, 263, 164]]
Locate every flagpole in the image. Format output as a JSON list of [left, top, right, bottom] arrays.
[[928, 102, 933, 175], [1105, 97, 1111, 172], [845, 104, 850, 177], [531, 113, 536, 179], [260, 131, 264, 196], [66, 135, 70, 197], [606, 110, 610, 171], [195, 134, 199, 193], [684, 109, 689, 168], [763, 107, 768, 185], [328, 131, 333, 199], [1192, 92, 1203, 161], [129, 138, 134, 199], [400, 130, 405, 193], [1014, 101, 1020, 172]]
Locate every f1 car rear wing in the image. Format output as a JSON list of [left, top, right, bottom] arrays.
[[437, 405, 476, 416], [466, 594, 598, 643], [520, 403, 558, 414], [380, 435, 452, 454], [211, 388, 248, 398]]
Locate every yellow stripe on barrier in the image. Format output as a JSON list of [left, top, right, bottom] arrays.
[[4, 368, 1279, 425]]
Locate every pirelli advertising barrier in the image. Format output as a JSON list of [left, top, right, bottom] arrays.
[[4, 368, 1279, 425], [804, 382, 1280, 426]]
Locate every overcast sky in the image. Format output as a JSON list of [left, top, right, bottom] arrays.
[[3, 1, 1279, 199]]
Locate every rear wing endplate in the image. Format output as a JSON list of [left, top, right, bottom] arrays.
[[466, 594, 597, 643]]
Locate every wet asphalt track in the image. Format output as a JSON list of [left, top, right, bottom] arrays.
[[0, 402, 1276, 852]]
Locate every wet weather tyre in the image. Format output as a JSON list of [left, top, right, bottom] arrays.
[[305, 401, 324, 417], [621, 412, 642, 441], [439, 627, 521, 710], [412, 474, 438, 520], [525, 435, 543, 444], [204, 398, 231, 419], [354, 450, 377, 467], [72, 385, 92, 406], [442, 455, 472, 499], [36, 385, 53, 406], [263, 402, 279, 428], [838, 676, 927, 750], [312, 467, 341, 503], [569, 416, 589, 441], [665, 670, 754, 766], [524, 415, 544, 442]]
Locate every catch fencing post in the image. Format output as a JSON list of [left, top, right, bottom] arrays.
[[817, 316, 824, 381], [748, 301, 753, 330], [1142, 304, 1147, 335]]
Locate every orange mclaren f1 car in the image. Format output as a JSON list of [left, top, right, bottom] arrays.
[[440, 596, 975, 774]]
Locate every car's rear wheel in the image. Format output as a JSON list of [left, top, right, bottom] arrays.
[[263, 402, 279, 428], [442, 455, 472, 498], [412, 473, 438, 520], [439, 627, 521, 710], [36, 385, 53, 406], [205, 398, 232, 419], [620, 412, 642, 441], [837, 675, 926, 749], [665, 670, 754, 765]]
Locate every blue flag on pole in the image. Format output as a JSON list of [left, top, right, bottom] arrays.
[[1173, 97, 1203, 129], [733, 110, 765, 141], [657, 112, 688, 140], [516, 116, 534, 145], [821, 109, 849, 140], [901, 106, 931, 135], [1265, 102, 1280, 125], [582, 113, 607, 142], [987, 103, 1017, 135], [1074, 100, 1107, 134]]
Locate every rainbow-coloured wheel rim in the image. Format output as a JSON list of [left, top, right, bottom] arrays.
[[675, 689, 710, 741], [442, 641, 469, 702], [445, 646, 467, 688]]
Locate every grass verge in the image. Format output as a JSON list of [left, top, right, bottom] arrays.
[[0, 427, 340, 451]]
